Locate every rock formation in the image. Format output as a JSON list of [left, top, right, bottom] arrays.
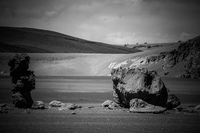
[[49, 100, 65, 107], [101, 100, 121, 110], [110, 67, 180, 113], [161, 37, 200, 79], [144, 36, 200, 79], [32, 101, 45, 109], [49, 100, 82, 110], [8, 54, 35, 108]]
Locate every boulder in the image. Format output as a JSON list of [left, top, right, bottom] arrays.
[[0, 103, 8, 113], [12, 92, 33, 108], [0, 103, 7, 108], [194, 105, 200, 110], [101, 100, 114, 107], [32, 101, 45, 109], [129, 98, 166, 113], [101, 100, 121, 110], [166, 93, 180, 109], [49, 100, 65, 107], [111, 67, 181, 113], [111, 68, 168, 108]]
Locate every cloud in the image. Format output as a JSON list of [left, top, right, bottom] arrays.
[[0, 0, 69, 19], [0, 0, 200, 44]]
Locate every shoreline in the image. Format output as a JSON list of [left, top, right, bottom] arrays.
[[1, 76, 200, 132]]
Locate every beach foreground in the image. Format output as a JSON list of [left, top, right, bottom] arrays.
[[1, 104, 200, 133], [0, 76, 200, 133]]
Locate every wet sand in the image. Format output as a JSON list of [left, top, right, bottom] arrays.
[[0, 76, 200, 133]]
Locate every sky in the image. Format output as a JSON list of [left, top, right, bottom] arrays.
[[0, 0, 200, 45]]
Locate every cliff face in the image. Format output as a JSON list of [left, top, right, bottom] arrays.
[[164, 36, 200, 79], [146, 36, 200, 79], [108, 36, 200, 79]]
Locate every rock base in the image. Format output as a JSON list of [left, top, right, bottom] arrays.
[[129, 99, 167, 113]]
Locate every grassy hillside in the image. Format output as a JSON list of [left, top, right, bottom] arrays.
[[0, 26, 139, 53]]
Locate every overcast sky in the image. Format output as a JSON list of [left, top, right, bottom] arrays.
[[0, 0, 200, 44]]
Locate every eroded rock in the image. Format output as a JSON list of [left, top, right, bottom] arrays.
[[49, 100, 82, 110], [111, 67, 180, 113], [166, 93, 180, 109], [32, 101, 45, 109], [195, 105, 200, 110], [49, 100, 65, 107], [101, 100, 121, 110], [111, 67, 168, 108], [8, 54, 35, 108], [101, 100, 114, 107]]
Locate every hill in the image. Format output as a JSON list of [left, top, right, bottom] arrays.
[[0, 26, 139, 53], [0, 37, 199, 77], [108, 36, 200, 79]]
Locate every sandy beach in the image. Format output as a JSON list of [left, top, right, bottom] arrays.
[[0, 76, 200, 133]]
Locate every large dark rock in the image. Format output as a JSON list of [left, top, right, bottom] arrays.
[[111, 67, 180, 112], [111, 68, 168, 108], [166, 92, 180, 109], [12, 92, 33, 108], [8, 54, 35, 108]]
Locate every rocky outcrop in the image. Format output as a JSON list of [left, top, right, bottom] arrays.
[[180, 39, 200, 79], [8, 54, 35, 108], [110, 67, 180, 113], [49, 100, 65, 107], [32, 101, 45, 109], [101, 100, 121, 110], [144, 36, 200, 79], [145, 52, 167, 64], [49, 100, 82, 110], [162, 37, 200, 79], [111, 68, 168, 107]]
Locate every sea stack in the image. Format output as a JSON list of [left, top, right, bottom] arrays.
[[8, 54, 35, 108]]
